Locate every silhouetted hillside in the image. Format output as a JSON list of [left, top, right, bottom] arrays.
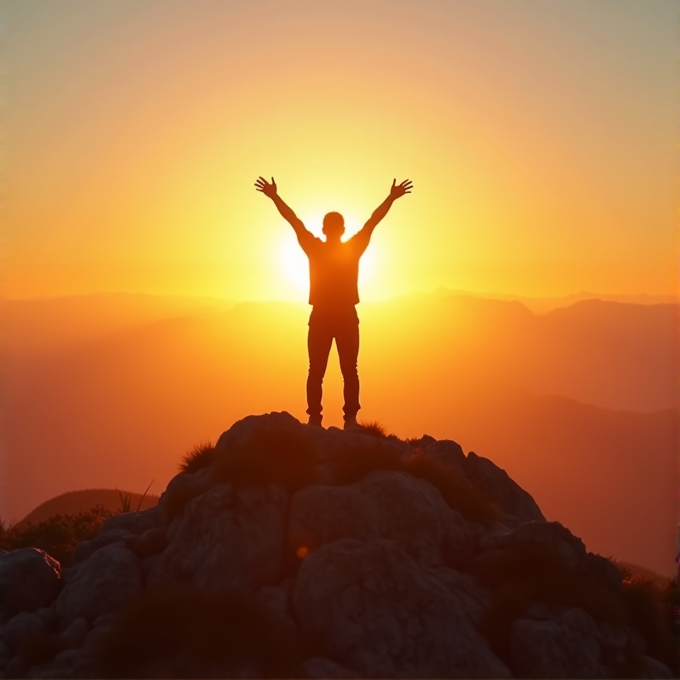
[[20, 489, 159, 526]]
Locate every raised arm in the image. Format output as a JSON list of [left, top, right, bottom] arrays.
[[355, 179, 413, 248], [254, 176, 313, 248]]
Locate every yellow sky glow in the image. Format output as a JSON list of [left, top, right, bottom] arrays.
[[6, 0, 678, 301]]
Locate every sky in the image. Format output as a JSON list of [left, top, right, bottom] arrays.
[[4, 0, 678, 301]]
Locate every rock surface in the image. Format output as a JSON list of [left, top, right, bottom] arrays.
[[0, 411, 673, 679], [293, 538, 511, 679], [149, 482, 287, 591], [289, 470, 474, 568], [55, 544, 142, 625], [0, 549, 61, 614]]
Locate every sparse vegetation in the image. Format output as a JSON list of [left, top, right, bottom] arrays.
[[94, 585, 307, 679], [357, 420, 389, 438], [180, 441, 215, 474], [117, 481, 155, 514], [475, 542, 678, 675], [0, 505, 112, 567], [618, 569, 678, 674], [212, 427, 318, 493]]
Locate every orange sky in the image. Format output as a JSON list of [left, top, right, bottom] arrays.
[[5, 0, 678, 301]]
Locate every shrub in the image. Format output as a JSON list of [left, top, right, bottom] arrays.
[[94, 585, 305, 679], [212, 427, 317, 493], [0, 505, 112, 567], [180, 441, 215, 474]]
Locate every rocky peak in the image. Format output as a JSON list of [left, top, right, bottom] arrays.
[[0, 412, 672, 679]]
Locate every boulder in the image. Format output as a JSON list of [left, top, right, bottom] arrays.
[[426, 566, 491, 627], [158, 468, 213, 522], [508, 607, 609, 678], [478, 520, 587, 569], [214, 411, 305, 452], [123, 527, 168, 558], [55, 545, 142, 625], [98, 505, 163, 536], [59, 617, 90, 647], [426, 439, 467, 471], [289, 470, 474, 568], [0, 548, 61, 613], [464, 452, 545, 523], [292, 538, 510, 678], [71, 529, 130, 566], [0, 610, 45, 649], [149, 482, 287, 591]]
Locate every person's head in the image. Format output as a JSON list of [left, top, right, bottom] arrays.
[[322, 212, 345, 241]]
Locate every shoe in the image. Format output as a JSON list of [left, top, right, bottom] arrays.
[[307, 415, 323, 428], [343, 415, 360, 430]]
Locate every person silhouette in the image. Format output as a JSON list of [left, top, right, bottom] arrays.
[[255, 176, 413, 428]]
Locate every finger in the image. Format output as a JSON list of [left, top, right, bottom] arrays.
[[257, 176, 268, 183], [271, 177, 275, 184], [392, 178, 396, 187]]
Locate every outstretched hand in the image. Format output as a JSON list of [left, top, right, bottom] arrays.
[[389, 178, 413, 200], [255, 176, 277, 198]]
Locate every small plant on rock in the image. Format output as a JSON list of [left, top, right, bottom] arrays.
[[180, 441, 215, 474], [357, 421, 389, 438]]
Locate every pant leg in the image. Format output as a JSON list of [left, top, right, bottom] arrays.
[[335, 318, 361, 419], [306, 320, 334, 418]]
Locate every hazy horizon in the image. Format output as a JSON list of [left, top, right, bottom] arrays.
[[3, 1, 678, 582]]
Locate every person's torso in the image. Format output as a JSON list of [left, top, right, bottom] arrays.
[[306, 240, 362, 308]]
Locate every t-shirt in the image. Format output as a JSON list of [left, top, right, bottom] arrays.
[[297, 230, 370, 309]]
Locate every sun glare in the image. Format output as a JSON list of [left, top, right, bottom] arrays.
[[275, 211, 381, 301], [278, 237, 309, 297]]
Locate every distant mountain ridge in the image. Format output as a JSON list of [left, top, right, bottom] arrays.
[[3, 291, 677, 576]]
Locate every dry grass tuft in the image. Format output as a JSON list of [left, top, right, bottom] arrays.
[[357, 421, 389, 438], [179, 441, 215, 474], [94, 585, 305, 679], [212, 427, 317, 493]]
